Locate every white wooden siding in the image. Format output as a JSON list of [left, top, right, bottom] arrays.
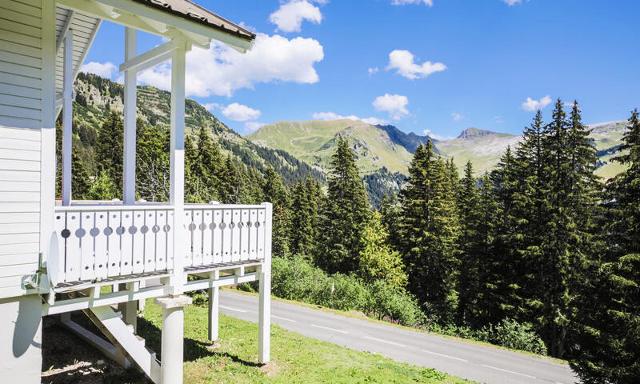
[[0, 0, 44, 298]]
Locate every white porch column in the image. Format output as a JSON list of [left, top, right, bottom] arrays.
[[156, 295, 192, 384], [123, 27, 137, 204], [61, 30, 73, 206], [207, 270, 220, 342], [258, 202, 273, 364], [169, 40, 187, 293]]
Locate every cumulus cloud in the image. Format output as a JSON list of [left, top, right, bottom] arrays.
[[372, 94, 409, 120], [80, 61, 117, 79], [503, 0, 523, 5], [221, 103, 261, 122], [451, 112, 464, 122], [368, 67, 379, 75], [522, 95, 552, 112], [312, 112, 386, 125], [137, 33, 324, 97], [387, 50, 446, 80], [391, 0, 433, 6], [244, 121, 266, 132], [269, 0, 323, 33]]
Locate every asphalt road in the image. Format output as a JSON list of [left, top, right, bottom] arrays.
[[219, 290, 577, 384]]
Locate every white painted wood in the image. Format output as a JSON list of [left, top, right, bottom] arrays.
[[94, 211, 109, 280], [212, 208, 223, 264], [240, 209, 249, 261], [61, 29, 73, 205], [249, 209, 258, 260], [107, 210, 122, 277], [192, 209, 203, 266], [208, 270, 220, 342], [156, 296, 191, 384], [257, 209, 266, 260], [122, 27, 136, 205], [169, 41, 186, 293], [119, 39, 177, 73], [221, 209, 231, 263], [258, 202, 273, 364], [202, 209, 213, 265], [120, 210, 134, 276], [132, 211, 145, 274], [65, 211, 81, 282], [143, 210, 156, 273], [80, 211, 96, 281], [231, 210, 241, 262]]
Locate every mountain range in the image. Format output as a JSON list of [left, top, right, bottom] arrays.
[[248, 119, 627, 180]]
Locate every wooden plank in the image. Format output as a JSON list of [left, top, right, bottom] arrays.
[[184, 210, 194, 266], [0, 252, 39, 267], [0, 242, 38, 255], [0, 49, 42, 69], [0, 180, 40, 192], [0, 263, 38, 277], [154, 209, 168, 271], [257, 209, 266, 260], [0, 147, 40, 161], [0, 82, 41, 100], [15, 0, 42, 8], [142, 210, 156, 273], [240, 209, 249, 261], [120, 210, 134, 275], [231, 209, 241, 262], [191, 209, 203, 267], [0, 115, 41, 129], [0, 29, 41, 49], [93, 211, 109, 280], [221, 209, 232, 263], [249, 209, 258, 260], [51, 210, 67, 285], [0, 275, 28, 288], [0, 222, 38, 234], [0, 8, 41, 28], [165, 210, 174, 270], [0, 233, 38, 245], [107, 210, 122, 277], [0, 126, 40, 141], [2, 0, 42, 16], [0, 18, 41, 38], [0, 211, 39, 223], [0, 104, 40, 120], [0, 40, 40, 60], [0, 202, 39, 213], [0, 71, 42, 89], [212, 208, 223, 264], [131, 211, 144, 274], [0, 138, 41, 152], [0, 93, 41, 110], [0, 191, 40, 202], [202, 209, 213, 265], [0, 158, 40, 172], [64, 211, 81, 282], [0, 60, 41, 79]]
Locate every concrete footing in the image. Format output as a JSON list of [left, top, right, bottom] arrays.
[[156, 295, 192, 384]]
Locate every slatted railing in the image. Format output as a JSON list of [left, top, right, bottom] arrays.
[[184, 204, 270, 268], [52, 205, 175, 286], [50, 203, 272, 286]]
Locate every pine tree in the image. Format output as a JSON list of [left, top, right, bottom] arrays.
[[194, 126, 222, 201], [358, 211, 408, 290], [85, 170, 118, 200], [571, 110, 640, 383], [219, 156, 242, 204], [456, 161, 484, 327], [137, 121, 170, 202], [95, 112, 124, 196], [315, 137, 370, 274], [380, 194, 403, 252], [290, 178, 321, 257], [400, 142, 460, 322], [262, 167, 291, 257]]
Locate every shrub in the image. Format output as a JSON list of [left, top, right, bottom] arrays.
[[478, 319, 547, 355], [366, 280, 424, 326]]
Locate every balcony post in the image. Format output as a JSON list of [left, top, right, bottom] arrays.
[[123, 27, 137, 205], [258, 202, 273, 364], [169, 39, 188, 294], [61, 29, 73, 206]]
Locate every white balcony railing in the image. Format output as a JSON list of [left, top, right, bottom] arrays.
[[50, 203, 271, 286]]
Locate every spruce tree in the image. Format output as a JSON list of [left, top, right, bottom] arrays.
[[400, 142, 460, 322], [315, 137, 370, 274], [95, 112, 124, 196], [136, 122, 170, 202], [262, 167, 291, 257], [456, 161, 483, 326], [571, 110, 640, 383], [194, 126, 222, 200], [290, 178, 321, 258]]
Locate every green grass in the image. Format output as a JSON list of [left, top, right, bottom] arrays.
[[137, 300, 471, 384]]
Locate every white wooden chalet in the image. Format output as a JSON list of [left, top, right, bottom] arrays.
[[0, 1, 273, 383]]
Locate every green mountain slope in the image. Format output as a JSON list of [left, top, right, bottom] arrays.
[[248, 119, 417, 174], [249, 119, 626, 182], [72, 73, 323, 185]]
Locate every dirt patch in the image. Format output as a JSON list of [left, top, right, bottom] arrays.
[[260, 361, 280, 377], [42, 316, 149, 384]]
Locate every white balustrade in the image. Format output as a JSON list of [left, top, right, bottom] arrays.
[[184, 204, 269, 268], [50, 203, 272, 286], [52, 205, 174, 285]]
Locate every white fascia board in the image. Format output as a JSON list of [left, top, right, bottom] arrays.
[[119, 39, 180, 73]]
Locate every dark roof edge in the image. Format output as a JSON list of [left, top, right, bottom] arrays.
[[131, 0, 256, 42]]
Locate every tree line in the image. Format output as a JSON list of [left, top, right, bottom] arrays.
[[59, 99, 639, 383]]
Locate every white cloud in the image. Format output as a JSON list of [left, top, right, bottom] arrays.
[[372, 94, 409, 120], [221, 103, 261, 122], [423, 129, 453, 141], [269, 0, 323, 33], [137, 33, 324, 97], [522, 95, 552, 112], [503, 0, 523, 5], [494, 115, 505, 124], [244, 121, 266, 132], [368, 67, 379, 75], [387, 50, 446, 80], [451, 112, 464, 122], [312, 112, 387, 125], [80, 61, 117, 79], [391, 0, 433, 6]]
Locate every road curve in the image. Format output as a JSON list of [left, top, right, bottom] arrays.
[[219, 290, 577, 384]]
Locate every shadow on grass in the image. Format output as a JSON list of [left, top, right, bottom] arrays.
[[136, 316, 261, 368]]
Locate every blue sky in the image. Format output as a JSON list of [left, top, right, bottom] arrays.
[[82, 0, 640, 138]]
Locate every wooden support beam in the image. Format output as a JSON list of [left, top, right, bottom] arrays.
[[61, 31, 73, 206], [119, 39, 179, 74], [122, 27, 137, 205], [258, 203, 273, 364], [208, 270, 220, 342], [55, 10, 74, 53]]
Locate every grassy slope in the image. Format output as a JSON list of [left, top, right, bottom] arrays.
[[436, 133, 522, 175], [249, 120, 414, 174], [138, 301, 470, 384]]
